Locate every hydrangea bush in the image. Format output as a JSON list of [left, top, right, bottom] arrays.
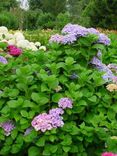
[[0, 24, 117, 156]]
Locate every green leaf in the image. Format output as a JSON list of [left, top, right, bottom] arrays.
[[8, 89, 19, 97], [52, 93, 63, 102], [88, 96, 97, 102], [11, 144, 21, 154], [31, 92, 49, 105], [65, 57, 75, 66], [20, 110, 28, 118], [36, 137, 46, 147], [50, 145, 58, 153], [28, 146, 40, 156], [24, 130, 37, 143], [7, 98, 23, 108], [62, 146, 71, 152], [11, 129, 18, 140], [61, 135, 72, 146]]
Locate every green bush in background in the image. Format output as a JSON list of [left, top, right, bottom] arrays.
[[0, 11, 19, 29]]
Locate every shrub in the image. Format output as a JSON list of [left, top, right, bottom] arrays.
[[0, 11, 19, 29], [0, 24, 117, 156], [36, 12, 55, 29], [55, 13, 70, 30]]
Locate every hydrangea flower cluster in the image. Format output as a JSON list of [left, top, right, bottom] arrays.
[[108, 64, 117, 73], [0, 120, 15, 136], [102, 152, 117, 156], [8, 45, 22, 56], [0, 56, 8, 64], [31, 108, 64, 132], [50, 23, 111, 45], [31, 98, 73, 132], [106, 84, 117, 92], [58, 98, 73, 109]]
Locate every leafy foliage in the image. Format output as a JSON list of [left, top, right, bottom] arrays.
[[0, 30, 117, 156]]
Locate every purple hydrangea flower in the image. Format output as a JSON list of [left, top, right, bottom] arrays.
[[91, 56, 114, 81], [49, 114, 64, 128], [97, 50, 102, 59], [98, 33, 111, 45], [0, 56, 8, 64], [62, 34, 77, 44], [62, 23, 88, 37], [108, 64, 117, 73], [49, 34, 63, 44], [31, 113, 52, 132], [50, 23, 111, 46], [49, 108, 64, 116], [87, 28, 99, 35], [31, 110, 64, 132], [58, 98, 73, 109], [0, 120, 15, 136], [24, 127, 33, 136]]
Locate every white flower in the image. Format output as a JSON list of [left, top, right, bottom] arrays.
[[5, 33, 14, 40], [0, 26, 8, 34], [16, 39, 29, 49], [8, 39, 16, 45], [39, 46, 46, 51], [35, 42, 41, 47], [14, 32, 25, 41], [30, 45, 38, 51]]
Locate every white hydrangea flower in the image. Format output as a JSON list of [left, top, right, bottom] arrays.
[[30, 45, 38, 51], [14, 32, 25, 42], [5, 33, 14, 40], [16, 39, 29, 49], [39, 46, 46, 51], [0, 26, 8, 35], [8, 39, 16, 45], [35, 42, 41, 47]]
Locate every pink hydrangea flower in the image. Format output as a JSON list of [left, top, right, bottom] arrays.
[[31, 108, 64, 132], [8, 45, 22, 56], [102, 152, 117, 156], [58, 97, 73, 109]]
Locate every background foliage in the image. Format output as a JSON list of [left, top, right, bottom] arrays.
[[0, 0, 116, 30]]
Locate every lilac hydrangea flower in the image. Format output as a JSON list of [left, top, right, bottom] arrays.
[[24, 127, 33, 136], [0, 56, 8, 64], [31, 110, 64, 132], [98, 33, 111, 45], [49, 108, 64, 116], [58, 98, 73, 109], [62, 23, 88, 37], [87, 28, 99, 35], [91, 56, 114, 81], [62, 34, 77, 44], [49, 114, 64, 128], [108, 64, 117, 73], [31, 113, 52, 132], [49, 34, 63, 44], [0, 120, 15, 136], [97, 50, 102, 59]]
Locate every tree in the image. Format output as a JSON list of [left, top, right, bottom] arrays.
[[0, 0, 18, 11], [29, 0, 66, 17], [67, 0, 90, 23], [82, 0, 117, 29]]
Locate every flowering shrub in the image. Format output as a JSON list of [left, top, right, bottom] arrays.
[[0, 26, 46, 52], [0, 24, 117, 156]]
